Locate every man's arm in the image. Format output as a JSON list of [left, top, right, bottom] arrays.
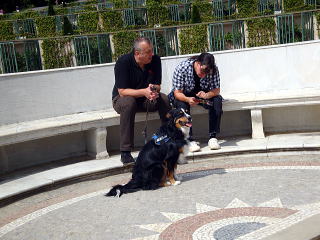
[[118, 86, 158, 100], [196, 88, 220, 99], [174, 89, 199, 106]]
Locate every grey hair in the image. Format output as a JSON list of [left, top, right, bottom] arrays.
[[133, 37, 152, 52]]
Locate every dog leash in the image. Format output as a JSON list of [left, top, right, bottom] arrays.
[[142, 86, 157, 144], [142, 100, 150, 144]]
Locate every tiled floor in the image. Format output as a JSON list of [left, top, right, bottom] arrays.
[[0, 132, 320, 240]]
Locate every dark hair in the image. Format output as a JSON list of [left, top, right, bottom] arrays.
[[133, 37, 152, 52], [190, 52, 217, 75]]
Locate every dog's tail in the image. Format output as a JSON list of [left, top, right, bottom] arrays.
[[105, 179, 141, 197]]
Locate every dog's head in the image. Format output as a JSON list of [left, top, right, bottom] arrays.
[[167, 108, 192, 129]]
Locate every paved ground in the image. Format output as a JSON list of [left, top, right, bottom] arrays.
[[0, 133, 320, 240]]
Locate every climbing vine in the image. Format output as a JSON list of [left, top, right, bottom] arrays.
[[283, 0, 307, 12], [41, 38, 74, 69], [237, 0, 259, 17], [35, 16, 57, 37], [146, 0, 169, 27], [246, 17, 276, 47], [112, 31, 138, 60], [0, 21, 15, 41], [191, 0, 213, 23], [78, 12, 100, 34], [179, 24, 208, 55], [100, 10, 124, 32]]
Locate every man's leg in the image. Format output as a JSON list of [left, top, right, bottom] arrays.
[[113, 96, 137, 163], [203, 95, 223, 150], [207, 95, 223, 138], [157, 93, 171, 123]]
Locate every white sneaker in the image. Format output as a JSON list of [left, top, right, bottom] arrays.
[[189, 141, 201, 152], [208, 138, 221, 150]]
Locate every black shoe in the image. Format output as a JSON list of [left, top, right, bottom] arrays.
[[121, 152, 135, 165]]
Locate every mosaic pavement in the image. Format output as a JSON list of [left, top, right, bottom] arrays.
[[1, 156, 320, 240]]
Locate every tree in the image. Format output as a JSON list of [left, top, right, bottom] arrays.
[[191, 5, 201, 23], [63, 16, 73, 35], [47, 0, 55, 16]]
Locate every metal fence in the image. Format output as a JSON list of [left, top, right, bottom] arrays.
[[168, 4, 191, 22], [258, 0, 282, 13], [232, 20, 246, 49], [208, 23, 225, 51], [277, 14, 294, 44], [0, 40, 42, 73], [13, 19, 37, 39], [140, 28, 179, 57], [301, 11, 314, 41], [0, 42, 18, 73], [74, 34, 112, 66], [122, 8, 147, 26]]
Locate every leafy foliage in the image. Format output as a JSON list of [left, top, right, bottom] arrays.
[[191, 4, 201, 23], [78, 12, 100, 34], [112, 31, 138, 60], [179, 24, 208, 54], [41, 38, 74, 69], [247, 17, 276, 47], [35, 16, 57, 37], [192, 0, 213, 22], [100, 10, 124, 32], [283, 0, 306, 12], [146, 0, 169, 27], [0, 21, 15, 40], [63, 16, 74, 35], [237, 0, 259, 17]]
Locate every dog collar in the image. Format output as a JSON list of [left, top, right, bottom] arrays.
[[152, 134, 171, 145]]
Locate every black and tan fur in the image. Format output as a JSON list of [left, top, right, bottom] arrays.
[[106, 108, 191, 197]]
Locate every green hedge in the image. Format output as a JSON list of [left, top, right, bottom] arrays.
[[0, 21, 15, 41], [283, 0, 306, 12], [112, 31, 139, 60], [35, 16, 57, 37], [192, 0, 214, 23], [78, 12, 100, 34], [7, 10, 41, 20], [237, 0, 259, 17], [41, 38, 74, 69], [146, 0, 169, 27], [100, 10, 124, 32], [179, 24, 208, 54], [247, 17, 276, 47]]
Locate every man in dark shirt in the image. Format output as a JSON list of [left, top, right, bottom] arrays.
[[112, 37, 171, 165]]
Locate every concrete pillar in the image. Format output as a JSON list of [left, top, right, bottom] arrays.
[[251, 109, 265, 139], [86, 127, 109, 159]]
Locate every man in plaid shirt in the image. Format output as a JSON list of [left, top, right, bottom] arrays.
[[168, 52, 223, 156]]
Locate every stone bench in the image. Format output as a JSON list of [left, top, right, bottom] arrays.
[[1, 90, 319, 164]]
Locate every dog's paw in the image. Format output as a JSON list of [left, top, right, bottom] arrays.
[[173, 181, 181, 186], [166, 181, 172, 186]]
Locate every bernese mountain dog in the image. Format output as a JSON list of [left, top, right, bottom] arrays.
[[106, 108, 191, 197]]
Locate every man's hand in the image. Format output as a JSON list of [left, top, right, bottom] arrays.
[[187, 97, 200, 106], [145, 84, 159, 101], [196, 91, 209, 99]]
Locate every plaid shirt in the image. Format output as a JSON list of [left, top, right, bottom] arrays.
[[168, 58, 220, 103]]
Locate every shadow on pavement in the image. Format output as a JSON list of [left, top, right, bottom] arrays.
[[178, 168, 227, 182]]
